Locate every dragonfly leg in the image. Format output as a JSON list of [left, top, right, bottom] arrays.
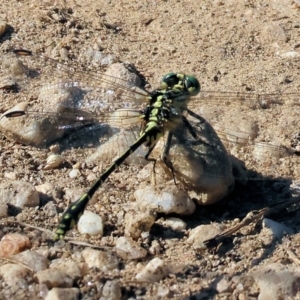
[[162, 132, 177, 185], [184, 110, 213, 147], [144, 143, 157, 174]]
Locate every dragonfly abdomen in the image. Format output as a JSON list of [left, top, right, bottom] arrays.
[[55, 131, 151, 240]]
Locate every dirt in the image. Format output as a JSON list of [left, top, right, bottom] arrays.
[[0, 0, 300, 299]]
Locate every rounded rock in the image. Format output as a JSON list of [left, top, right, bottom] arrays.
[[135, 185, 196, 215], [115, 236, 147, 260], [0, 180, 39, 208], [82, 248, 119, 271], [44, 154, 63, 170], [124, 210, 156, 239], [101, 280, 122, 300], [78, 211, 104, 236], [135, 258, 169, 282]]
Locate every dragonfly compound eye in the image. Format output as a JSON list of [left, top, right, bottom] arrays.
[[161, 72, 179, 89], [184, 75, 201, 96]]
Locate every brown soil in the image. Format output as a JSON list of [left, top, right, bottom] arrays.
[[0, 0, 300, 299]]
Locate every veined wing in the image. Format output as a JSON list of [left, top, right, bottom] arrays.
[[191, 90, 300, 109], [1, 50, 299, 180], [1, 49, 149, 111], [186, 90, 300, 180], [0, 49, 150, 146], [0, 100, 144, 147]]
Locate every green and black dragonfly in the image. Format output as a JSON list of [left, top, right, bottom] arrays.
[[0, 49, 299, 239]]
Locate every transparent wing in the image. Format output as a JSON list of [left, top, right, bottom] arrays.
[[2, 49, 149, 107], [186, 91, 300, 180], [1, 49, 300, 181], [191, 90, 300, 109], [0, 49, 149, 146], [152, 109, 298, 207]]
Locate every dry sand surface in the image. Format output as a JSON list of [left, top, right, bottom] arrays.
[[0, 0, 300, 299]]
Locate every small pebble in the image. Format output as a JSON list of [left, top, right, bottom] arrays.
[[0, 180, 39, 208], [262, 218, 294, 239], [251, 263, 300, 299], [0, 233, 31, 257], [124, 210, 156, 239], [105, 63, 141, 87], [50, 144, 60, 153], [69, 169, 80, 179], [78, 211, 104, 236], [163, 217, 187, 231], [45, 287, 80, 300], [44, 154, 63, 170], [64, 187, 84, 202], [60, 48, 69, 60], [36, 269, 73, 288], [187, 223, 226, 250], [35, 182, 55, 195], [87, 172, 97, 182], [115, 236, 147, 260], [135, 185, 195, 215], [157, 285, 170, 297], [149, 240, 162, 255], [50, 260, 87, 280], [43, 201, 57, 217], [135, 258, 169, 282], [100, 280, 121, 300], [4, 172, 17, 180], [0, 264, 31, 289], [214, 275, 232, 293], [281, 51, 300, 58], [13, 250, 49, 272], [82, 248, 119, 271]]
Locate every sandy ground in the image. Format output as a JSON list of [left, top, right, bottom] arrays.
[[0, 0, 300, 299]]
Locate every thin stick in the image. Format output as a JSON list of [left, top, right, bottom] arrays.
[[204, 196, 300, 247]]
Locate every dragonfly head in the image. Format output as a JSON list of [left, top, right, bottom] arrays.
[[161, 73, 201, 97]]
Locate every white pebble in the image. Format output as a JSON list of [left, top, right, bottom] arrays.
[[135, 258, 169, 282], [281, 51, 300, 58], [187, 223, 225, 250], [78, 211, 104, 236], [35, 182, 54, 195], [251, 263, 300, 299], [69, 169, 80, 179], [262, 218, 294, 239], [135, 185, 196, 215], [4, 172, 17, 180], [163, 217, 187, 231], [49, 144, 60, 153]]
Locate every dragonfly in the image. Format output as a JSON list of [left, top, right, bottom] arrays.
[[0, 49, 299, 240]]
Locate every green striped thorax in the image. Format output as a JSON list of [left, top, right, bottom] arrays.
[[140, 73, 201, 146]]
